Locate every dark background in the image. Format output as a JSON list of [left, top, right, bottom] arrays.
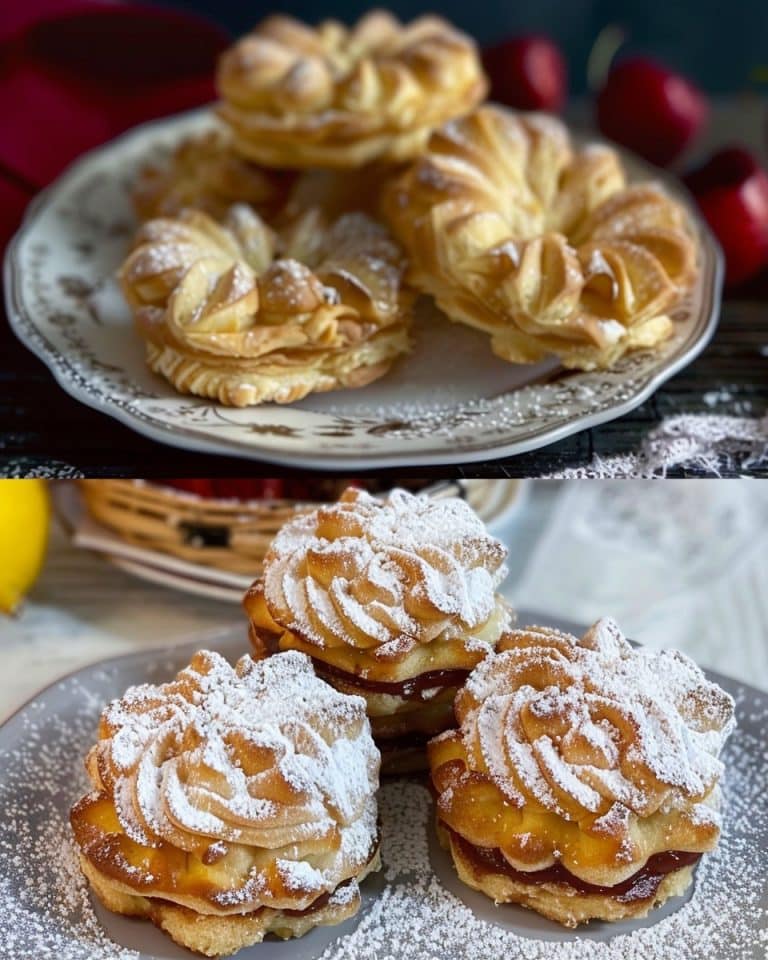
[[170, 0, 766, 94]]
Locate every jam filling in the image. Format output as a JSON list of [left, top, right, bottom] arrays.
[[281, 887, 335, 917], [448, 828, 701, 903], [310, 658, 470, 702], [252, 626, 468, 702], [378, 730, 433, 753]]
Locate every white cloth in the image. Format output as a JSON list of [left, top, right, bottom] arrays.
[[509, 479, 768, 689]]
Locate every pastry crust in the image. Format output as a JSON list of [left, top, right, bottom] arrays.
[[119, 203, 412, 406], [244, 486, 513, 772], [428, 618, 734, 926], [79, 850, 380, 957], [71, 650, 381, 956], [386, 106, 699, 370], [216, 11, 487, 168], [131, 130, 296, 223]]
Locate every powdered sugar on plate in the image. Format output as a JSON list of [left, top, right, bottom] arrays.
[[0, 632, 766, 959]]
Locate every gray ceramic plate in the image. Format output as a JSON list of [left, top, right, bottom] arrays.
[[0, 614, 765, 960], [4, 108, 723, 469]]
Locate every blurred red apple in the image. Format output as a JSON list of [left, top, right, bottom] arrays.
[[483, 35, 567, 112], [685, 147, 768, 287], [163, 479, 216, 498], [597, 57, 708, 166]]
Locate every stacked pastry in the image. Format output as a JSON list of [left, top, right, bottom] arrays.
[[386, 108, 698, 370], [70, 650, 380, 956], [216, 11, 488, 168], [120, 10, 487, 405], [244, 486, 513, 772], [119, 203, 412, 405], [428, 618, 735, 926]]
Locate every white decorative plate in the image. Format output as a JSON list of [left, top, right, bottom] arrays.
[[1, 618, 765, 959], [4, 109, 723, 469]]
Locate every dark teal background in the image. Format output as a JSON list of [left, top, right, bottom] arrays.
[[168, 0, 766, 93]]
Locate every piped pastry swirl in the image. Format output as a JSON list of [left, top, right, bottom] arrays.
[[131, 130, 296, 223], [119, 203, 412, 406], [429, 618, 735, 926], [217, 11, 487, 168], [71, 650, 381, 955], [245, 487, 513, 771], [387, 106, 698, 371]]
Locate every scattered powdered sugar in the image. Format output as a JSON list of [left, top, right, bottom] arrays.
[[1, 659, 766, 958], [319, 747, 768, 960], [263, 487, 510, 652], [546, 413, 768, 479]]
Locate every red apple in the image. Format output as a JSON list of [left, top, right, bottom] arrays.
[[684, 147, 768, 287], [483, 35, 567, 113], [597, 57, 708, 166]]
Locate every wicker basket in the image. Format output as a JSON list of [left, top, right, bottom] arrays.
[[78, 480, 318, 577], [77, 479, 513, 580]]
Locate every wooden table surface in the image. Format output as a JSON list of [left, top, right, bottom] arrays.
[[1, 292, 766, 478]]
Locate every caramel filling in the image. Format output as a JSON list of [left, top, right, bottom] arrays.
[[447, 827, 701, 904]]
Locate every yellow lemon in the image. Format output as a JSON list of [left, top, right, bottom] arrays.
[[0, 480, 51, 615]]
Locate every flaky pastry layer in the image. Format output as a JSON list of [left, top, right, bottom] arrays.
[[119, 203, 412, 406], [438, 823, 694, 928], [80, 849, 380, 957], [386, 106, 698, 370], [216, 11, 487, 168], [131, 129, 296, 223]]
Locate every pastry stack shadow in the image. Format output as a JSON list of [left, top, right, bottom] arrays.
[[117, 9, 700, 409], [70, 485, 735, 957]]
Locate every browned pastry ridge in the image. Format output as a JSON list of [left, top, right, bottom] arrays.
[[70, 650, 381, 957], [119, 202, 413, 406], [216, 10, 488, 168], [244, 486, 514, 773], [428, 619, 735, 927], [386, 105, 699, 371], [131, 129, 297, 223]]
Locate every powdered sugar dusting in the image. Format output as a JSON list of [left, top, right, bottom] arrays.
[[93, 650, 378, 862], [461, 619, 736, 827], [262, 487, 510, 654]]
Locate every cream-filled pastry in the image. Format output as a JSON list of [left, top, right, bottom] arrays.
[[245, 487, 513, 773], [428, 619, 735, 927], [71, 650, 381, 957]]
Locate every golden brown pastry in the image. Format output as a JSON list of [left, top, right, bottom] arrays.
[[428, 618, 735, 927], [244, 487, 513, 773], [119, 203, 412, 406], [386, 106, 698, 370], [71, 650, 381, 957], [216, 11, 487, 169], [131, 129, 296, 222]]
